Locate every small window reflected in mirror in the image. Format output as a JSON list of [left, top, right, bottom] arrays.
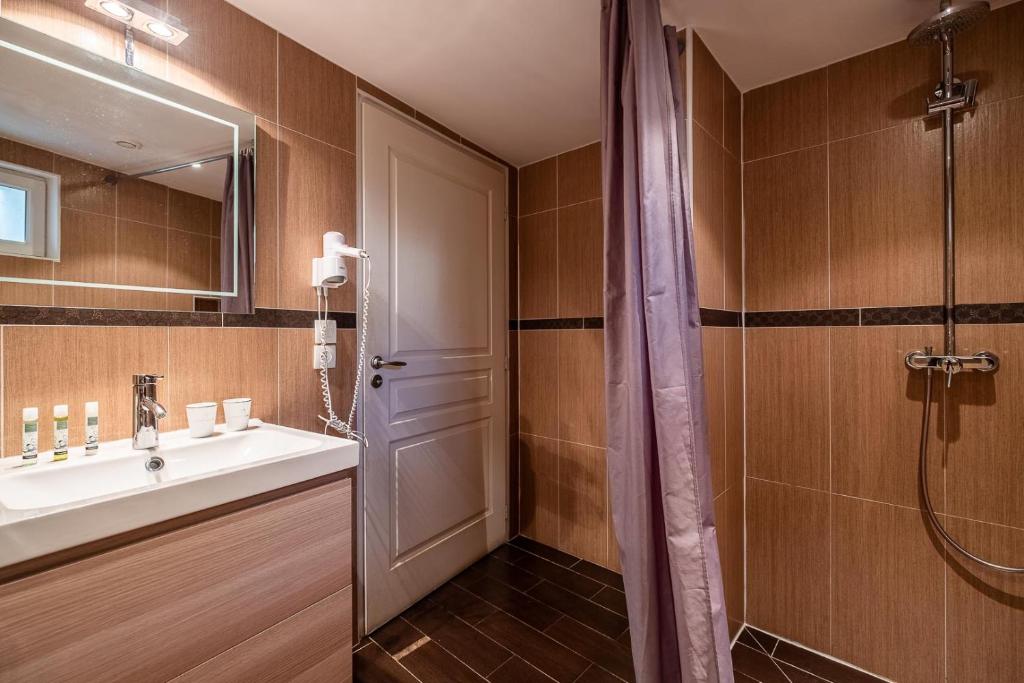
[[0, 161, 60, 260]]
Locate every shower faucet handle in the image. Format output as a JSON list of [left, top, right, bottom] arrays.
[[905, 350, 999, 374]]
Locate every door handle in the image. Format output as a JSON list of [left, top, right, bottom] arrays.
[[371, 356, 407, 370]]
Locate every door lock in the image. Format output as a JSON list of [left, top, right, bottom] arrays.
[[371, 356, 407, 370], [371, 375, 383, 388]]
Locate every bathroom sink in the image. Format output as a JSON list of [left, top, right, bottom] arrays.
[[0, 420, 359, 569]]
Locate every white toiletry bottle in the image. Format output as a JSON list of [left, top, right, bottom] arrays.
[[84, 401, 99, 455], [21, 407, 39, 462], [53, 404, 69, 462]]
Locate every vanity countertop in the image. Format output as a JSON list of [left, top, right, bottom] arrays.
[[0, 420, 359, 570]]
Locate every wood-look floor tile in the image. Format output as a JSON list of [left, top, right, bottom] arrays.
[[418, 615, 512, 678], [510, 536, 580, 567], [477, 612, 589, 683], [353, 641, 419, 683], [527, 581, 627, 639], [576, 664, 621, 683], [743, 627, 779, 656], [399, 640, 486, 683], [520, 158, 557, 216], [472, 555, 542, 593], [489, 544, 532, 565], [543, 616, 634, 682], [513, 554, 602, 598], [487, 656, 553, 683], [463, 576, 561, 631], [730, 644, 789, 683], [572, 560, 623, 591], [372, 617, 425, 656], [590, 586, 627, 617], [743, 68, 827, 161], [772, 642, 885, 683]]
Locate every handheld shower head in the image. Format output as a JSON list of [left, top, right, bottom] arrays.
[[907, 1, 990, 46]]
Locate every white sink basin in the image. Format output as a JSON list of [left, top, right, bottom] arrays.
[[0, 420, 360, 569]]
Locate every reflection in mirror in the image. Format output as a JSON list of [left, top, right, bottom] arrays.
[[0, 18, 255, 313]]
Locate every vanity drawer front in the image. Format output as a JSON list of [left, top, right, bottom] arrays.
[[0, 477, 352, 683], [171, 585, 352, 683]]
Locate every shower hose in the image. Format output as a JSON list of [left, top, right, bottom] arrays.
[[917, 364, 1024, 573]]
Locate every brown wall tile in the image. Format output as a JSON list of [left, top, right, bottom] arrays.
[[557, 200, 602, 318], [693, 125, 724, 309], [746, 479, 830, 652], [945, 516, 1024, 683], [829, 121, 943, 308], [165, 0, 278, 121], [959, 1, 1024, 107], [830, 326, 943, 508], [827, 40, 933, 141], [744, 146, 829, 311], [557, 330, 605, 447], [946, 324, 1024, 529], [167, 230, 214, 307], [715, 487, 744, 634], [278, 128, 356, 311], [956, 97, 1024, 303], [556, 143, 601, 207], [742, 68, 827, 161], [746, 328, 829, 490], [168, 189, 213, 235], [519, 433, 559, 548], [723, 153, 742, 311], [692, 32, 724, 144], [557, 442, 608, 566], [279, 36, 356, 152], [702, 327, 726, 497], [118, 179, 168, 227], [254, 118, 280, 308], [518, 211, 558, 319], [723, 328, 743, 491], [2, 326, 168, 456], [519, 157, 557, 216], [55, 155, 116, 216], [0, 257, 52, 306], [115, 220, 168, 311], [52, 210, 117, 309], [166, 326, 279, 430], [831, 496, 945, 683], [519, 331, 558, 439], [279, 327, 354, 433], [723, 75, 741, 159]]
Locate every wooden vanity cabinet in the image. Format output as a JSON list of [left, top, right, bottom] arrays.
[[0, 474, 354, 683]]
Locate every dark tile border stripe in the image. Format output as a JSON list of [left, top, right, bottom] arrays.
[[0, 306, 355, 329], [745, 308, 859, 327], [699, 308, 741, 327], [511, 310, 738, 331], [862, 305, 945, 326], [955, 302, 1024, 324]]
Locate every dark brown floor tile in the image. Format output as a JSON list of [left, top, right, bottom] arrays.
[[744, 627, 780, 656], [773, 642, 885, 682], [488, 656, 555, 683], [404, 602, 453, 635], [477, 612, 589, 683], [576, 664, 622, 683], [510, 536, 579, 567], [572, 559, 624, 590], [475, 555, 543, 592], [489, 543, 533, 565], [735, 673, 760, 683], [543, 616, 635, 682], [373, 617, 426, 656], [527, 581, 628, 639], [591, 586, 627, 617], [400, 639, 487, 682], [777, 660, 831, 683], [354, 636, 373, 652], [428, 583, 498, 625], [463, 576, 562, 630], [730, 644, 790, 683], [617, 629, 631, 649], [452, 561, 490, 588], [513, 554, 603, 598], [420, 614, 514, 677], [354, 641, 420, 683]]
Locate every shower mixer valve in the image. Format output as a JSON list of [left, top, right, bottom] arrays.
[[905, 350, 999, 387]]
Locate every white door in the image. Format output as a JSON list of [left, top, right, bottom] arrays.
[[359, 97, 507, 632]]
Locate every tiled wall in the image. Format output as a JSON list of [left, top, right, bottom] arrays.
[[689, 31, 744, 638], [0, 136, 222, 312], [742, 3, 1024, 681], [0, 0, 511, 457]]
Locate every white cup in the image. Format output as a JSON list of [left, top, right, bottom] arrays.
[[186, 402, 217, 438], [223, 398, 252, 431]]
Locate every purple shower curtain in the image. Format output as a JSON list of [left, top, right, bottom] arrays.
[[601, 0, 733, 681]]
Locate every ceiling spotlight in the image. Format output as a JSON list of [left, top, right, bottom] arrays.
[[98, 1, 132, 19], [145, 21, 175, 38], [84, 0, 189, 45], [115, 140, 141, 150], [191, 162, 203, 169]]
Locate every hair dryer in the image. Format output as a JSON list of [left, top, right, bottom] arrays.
[[312, 231, 367, 288]]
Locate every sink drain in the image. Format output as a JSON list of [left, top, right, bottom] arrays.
[[144, 456, 165, 472]]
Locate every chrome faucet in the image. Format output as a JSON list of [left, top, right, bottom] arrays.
[[132, 374, 167, 450]]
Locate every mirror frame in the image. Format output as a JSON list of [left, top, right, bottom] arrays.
[[0, 17, 256, 299]]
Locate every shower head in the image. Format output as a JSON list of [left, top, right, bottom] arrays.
[[907, 1, 990, 46]]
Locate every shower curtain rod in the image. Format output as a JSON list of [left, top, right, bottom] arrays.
[[104, 149, 249, 184]]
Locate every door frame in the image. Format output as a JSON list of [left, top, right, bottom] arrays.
[[354, 92, 510, 638]]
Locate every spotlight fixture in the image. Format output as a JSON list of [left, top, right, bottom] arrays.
[[191, 162, 203, 169], [84, 0, 189, 45]]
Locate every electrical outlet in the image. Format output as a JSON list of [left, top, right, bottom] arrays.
[[313, 344, 337, 370], [314, 320, 337, 345]]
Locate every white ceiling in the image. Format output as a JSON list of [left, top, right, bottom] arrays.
[[228, 0, 1014, 167]]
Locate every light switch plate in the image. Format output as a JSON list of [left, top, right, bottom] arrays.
[[313, 344, 337, 369], [314, 320, 337, 345]]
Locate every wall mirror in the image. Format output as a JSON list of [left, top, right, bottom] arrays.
[[0, 18, 255, 311]]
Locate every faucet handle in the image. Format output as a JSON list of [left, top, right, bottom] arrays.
[[133, 374, 164, 385]]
